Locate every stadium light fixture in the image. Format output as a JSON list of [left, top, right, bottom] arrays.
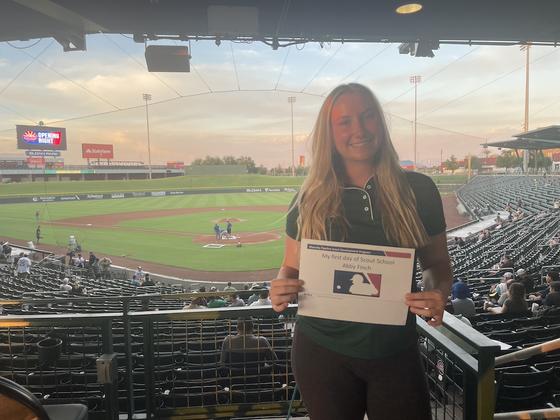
[[288, 97, 296, 176], [395, 3, 423, 14], [142, 93, 153, 180], [409, 75, 422, 170]]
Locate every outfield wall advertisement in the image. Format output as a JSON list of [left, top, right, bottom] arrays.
[[0, 186, 299, 205]]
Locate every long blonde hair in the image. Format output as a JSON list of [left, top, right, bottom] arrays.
[[295, 83, 429, 248]]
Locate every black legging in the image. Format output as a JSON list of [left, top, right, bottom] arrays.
[[292, 326, 432, 420]]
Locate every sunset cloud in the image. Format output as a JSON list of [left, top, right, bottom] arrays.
[[0, 36, 558, 168]]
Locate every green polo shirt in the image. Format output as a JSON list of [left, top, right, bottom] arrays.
[[286, 171, 446, 359]]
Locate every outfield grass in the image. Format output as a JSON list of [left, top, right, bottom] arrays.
[[0, 193, 294, 271], [0, 173, 467, 197], [0, 173, 467, 271]]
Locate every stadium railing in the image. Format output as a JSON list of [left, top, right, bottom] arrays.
[[0, 294, 501, 420]]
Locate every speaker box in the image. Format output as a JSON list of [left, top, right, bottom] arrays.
[[145, 45, 190, 72]]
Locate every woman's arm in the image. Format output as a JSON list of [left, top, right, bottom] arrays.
[[270, 236, 304, 312], [405, 232, 453, 326]]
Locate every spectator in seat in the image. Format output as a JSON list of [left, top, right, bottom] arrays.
[[220, 317, 277, 365], [223, 281, 237, 292], [544, 281, 560, 307], [98, 256, 112, 278], [134, 266, 145, 282], [451, 281, 475, 317], [184, 296, 207, 310], [530, 271, 559, 302], [486, 282, 527, 315], [250, 289, 272, 306], [246, 286, 262, 305], [454, 237, 465, 248], [207, 295, 228, 308], [60, 278, 73, 292], [516, 268, 534, 293], [489, 272, 513, 301], [131, 274, 141, 287], [74, 253, 85, 268], [228, 293, 245, 307], [141, 273, 155, 287]]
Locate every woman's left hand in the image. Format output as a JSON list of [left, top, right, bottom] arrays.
[[405, 290, 446, 327]]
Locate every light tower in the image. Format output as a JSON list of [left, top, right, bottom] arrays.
[[142, 93, 153, 180], [409, 75, 422, 170], [288, 96, 296, 176]]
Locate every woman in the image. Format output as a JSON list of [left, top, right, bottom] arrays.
[[270, 83, 452, 420], [487, 282, 528, 315]]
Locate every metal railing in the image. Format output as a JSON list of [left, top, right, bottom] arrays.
[[0, 295, 503, 420]]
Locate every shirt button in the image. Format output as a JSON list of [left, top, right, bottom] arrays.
[[364, 207, 369, 211], [363, 195, 367, 200], [366, 185, 372, 190]]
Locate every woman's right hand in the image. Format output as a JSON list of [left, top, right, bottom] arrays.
[[270, 278, 304, 312]]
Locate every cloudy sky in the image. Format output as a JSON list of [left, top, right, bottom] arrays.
[[0, 34, 558, 168]]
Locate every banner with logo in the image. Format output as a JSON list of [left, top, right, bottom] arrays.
[[298, 239, 415, 326], [26, 157, 45, 167], [82, 143, 114, 159]]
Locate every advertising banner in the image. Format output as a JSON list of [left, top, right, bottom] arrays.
[[0, 186, 301, 205], [25, 150, 61, 157], [17, 125, 67, 150], [26, 157, 45, 167], [82, 143, 114, 159], [166, 161, 185, 169]]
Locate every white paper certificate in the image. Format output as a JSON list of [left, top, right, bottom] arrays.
[[298, 239, 416, 326]]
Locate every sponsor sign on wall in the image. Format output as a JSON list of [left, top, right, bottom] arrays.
[[16, 125, 67, 150], [166, 161, 185, 169], [82, 143, 114, 159], [25, 150, 61, 157], [26, 157, 45, 167], [0, 186, 301, 205]]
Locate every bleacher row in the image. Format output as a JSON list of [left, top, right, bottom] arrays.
[[1, 174, 560, 417], [450, 175, 560, 413], [0, 318, 296, 415]]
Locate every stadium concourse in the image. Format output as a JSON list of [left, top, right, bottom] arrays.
[[1, 174, 560, 420]]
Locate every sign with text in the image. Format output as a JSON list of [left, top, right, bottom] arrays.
[[166, 161, 185, 169], [17, 125, 67, 150], [82, 143, 114, 159], [25, 150, 61, 157], [298, 239, 415, 325], [26, 156, 45, 167]]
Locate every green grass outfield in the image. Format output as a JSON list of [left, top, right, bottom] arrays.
[[0, 192, 293, 271], [0, 173, 467, 197], [0, 173, 467, 272]]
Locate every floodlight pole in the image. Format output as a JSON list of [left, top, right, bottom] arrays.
[[410, 75, 422, 170], [288, 96, 296, 176], [142, 93, 153, 180], [522, 44, 530, 173]]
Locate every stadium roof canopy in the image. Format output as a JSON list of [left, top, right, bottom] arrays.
[[485, 126, 560, 150], [1, 0, 560, 53]]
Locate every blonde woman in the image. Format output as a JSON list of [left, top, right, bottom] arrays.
[[270, 83, 452, 420]]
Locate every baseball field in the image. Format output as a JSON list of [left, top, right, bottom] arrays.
[[0, 174, 468, 280]]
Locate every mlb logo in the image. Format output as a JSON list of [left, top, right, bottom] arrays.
[[333, 270, 382, 297]]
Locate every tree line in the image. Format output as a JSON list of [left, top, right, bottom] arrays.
[[190, 155, 308, 175], [443, 150, 553, 174]]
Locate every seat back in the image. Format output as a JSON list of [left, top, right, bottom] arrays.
[[0, 376, 50, 420]]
